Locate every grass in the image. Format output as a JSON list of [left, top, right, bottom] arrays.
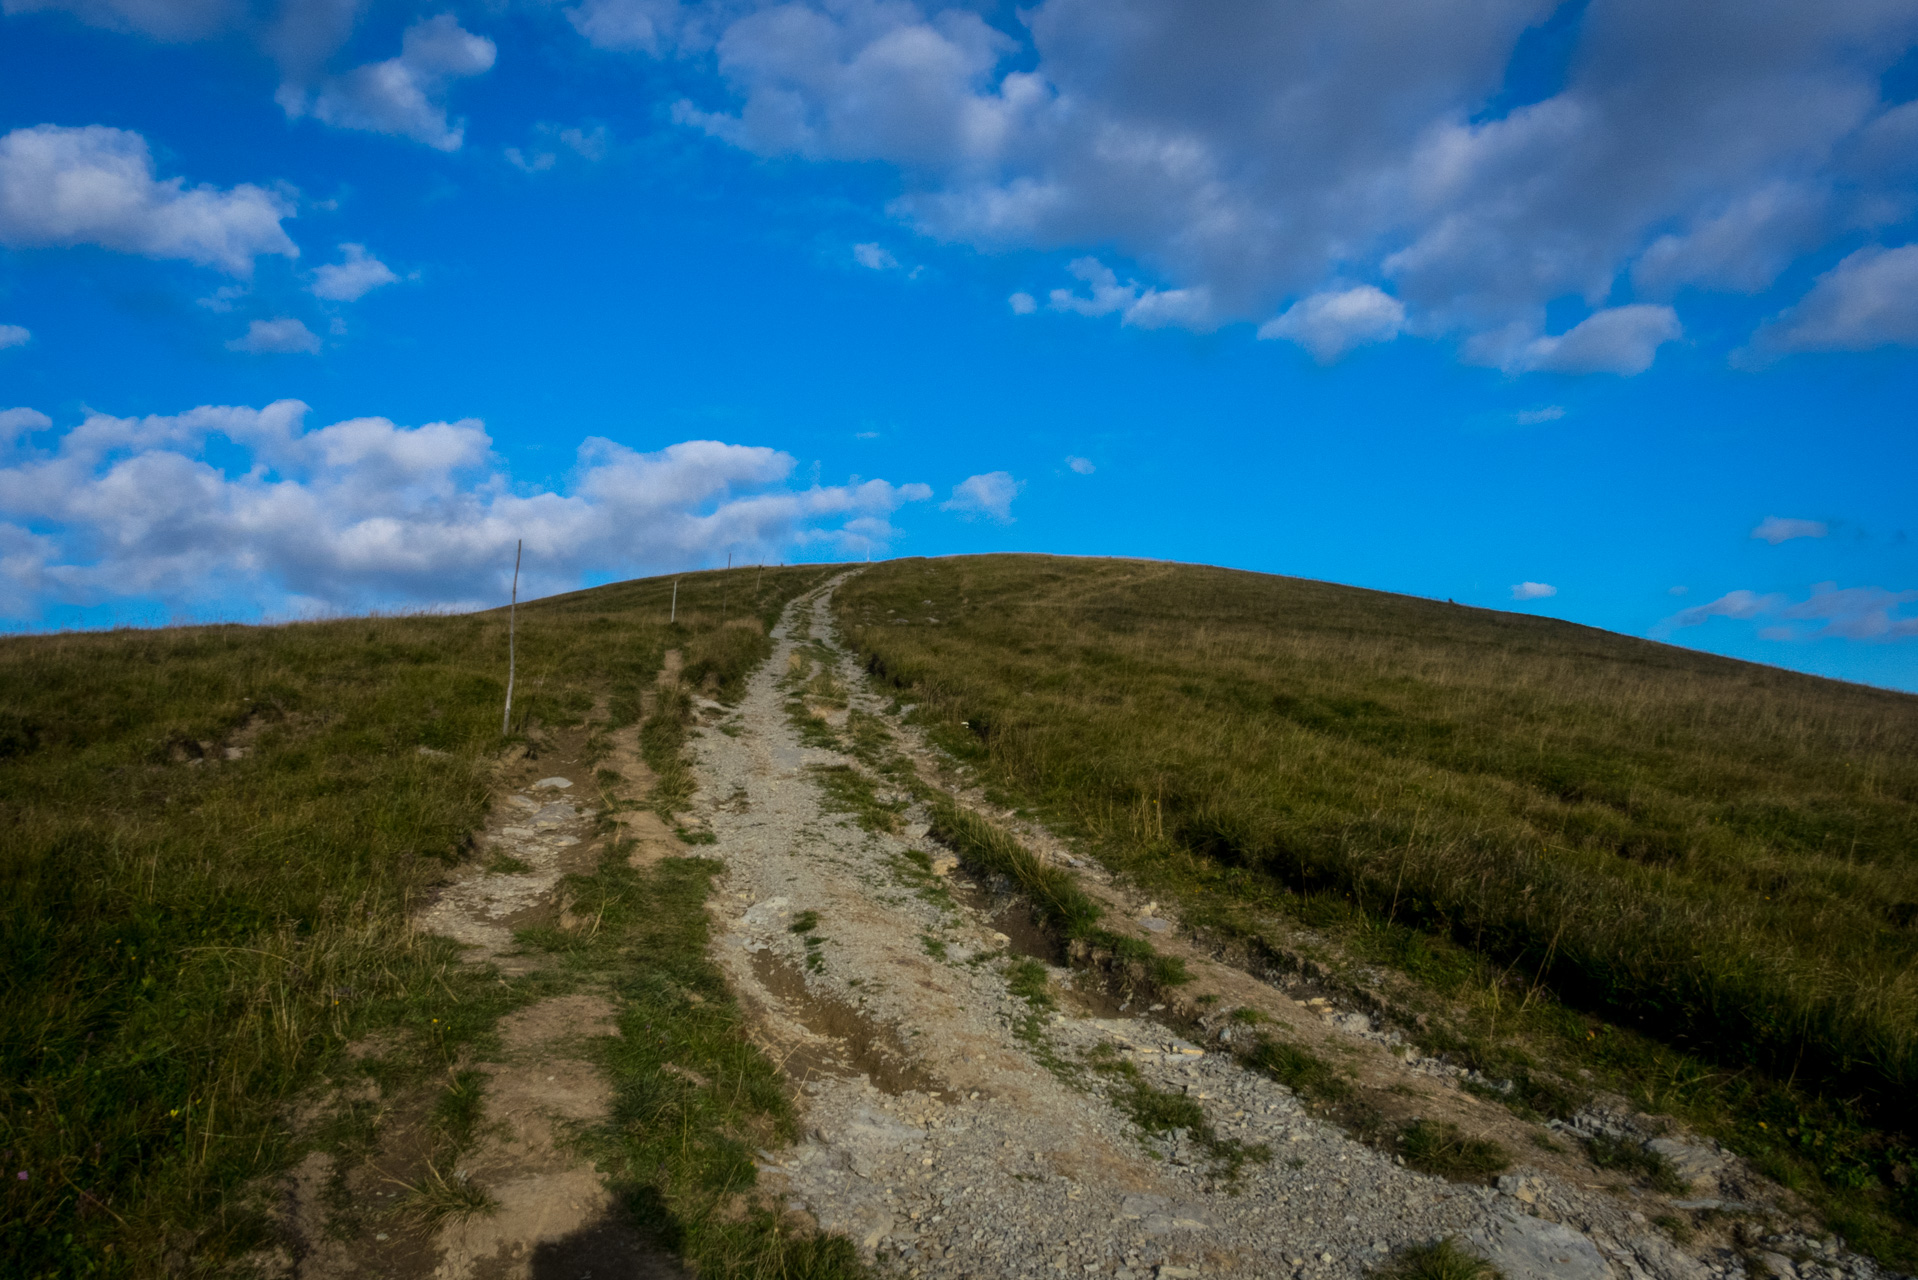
[[1373, 1237, 1504, 1280], [1087, 1048, 1271, 1182], [837, 554, 1918, 1260], [1584, 1132, 1690, 1193], [1397, 1120, 1510, 1181], [0, 563, 833, 1277], [526, 849, 863, 1279]]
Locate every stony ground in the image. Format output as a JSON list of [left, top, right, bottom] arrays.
[[688, 578, 1905, 1280]]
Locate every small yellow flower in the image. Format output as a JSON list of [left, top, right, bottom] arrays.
[[169, 1109, 179, 1117]]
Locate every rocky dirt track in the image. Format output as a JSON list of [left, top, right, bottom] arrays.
[[682, 579, 1896, 1280]]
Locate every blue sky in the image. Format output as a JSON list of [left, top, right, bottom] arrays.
[[1, 0, 1914, 691]]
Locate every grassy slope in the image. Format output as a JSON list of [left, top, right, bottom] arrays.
[[836, 555, 1918, 1238], [0, 566, 828, 1277]]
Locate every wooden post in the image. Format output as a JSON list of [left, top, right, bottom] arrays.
[[501, 539, 521, 735], [670, 578, 678, 623]]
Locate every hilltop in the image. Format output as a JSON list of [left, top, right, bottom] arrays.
[[2, 555, 1914, 1279]]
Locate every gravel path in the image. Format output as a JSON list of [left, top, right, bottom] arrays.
[[685, 579, 1898, 1280]]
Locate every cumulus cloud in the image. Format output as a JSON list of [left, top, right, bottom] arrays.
[[1661, 582, 1918, 642], [1752, 515, 1828, 544], [1007, 291, 1037, 314], [310, 242, 397, 301], [1776, 583, 1918, 640], [565, 0, 688, 54], [0, 400, 934, 616], [0, 325, 29, 350], [1739, 244, 1918, 364], [0, 408, 53, 441], [227, 318, 321, 354], [506, 122, 612, 172], [281, 15, 496, 151], [1515, 405, 1565, 425], [942, 470, 1020, 522], [1045, 258, 1216, 330], [1664, 588, 1789, 630], [852, 242, 898, 270], [651, 0, 1918, 372], [1257, 285, 1405, 362], [1065, 455, 1094, 474], [1474, 305, 1683, 376], [0, 124, 296, 275], [1510, 581, 1557, 601]]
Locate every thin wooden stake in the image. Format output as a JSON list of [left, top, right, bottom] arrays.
[[501, 539, 521, 735], [670, 578, 678, 623]]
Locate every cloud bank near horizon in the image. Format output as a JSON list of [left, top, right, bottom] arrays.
[[0, 400, 933, 619]]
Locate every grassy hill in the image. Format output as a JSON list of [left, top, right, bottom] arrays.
[[836, 554, 1918, 1252], [0, 567, 832, 1277]]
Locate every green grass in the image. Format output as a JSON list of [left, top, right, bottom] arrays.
[[1373, 1237, 1504, 1280], [1088, 1049, 1270, 1182], [838, 554, 1918, 1258], [1397, 1120, 1510, 1181], [527, 851, 864, 1279], [0, 564, 831, 1277], [1584, 1133, 1689, 1193]]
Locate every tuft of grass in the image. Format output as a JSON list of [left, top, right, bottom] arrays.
[[1373, 1237, 1504, 1280], [1091, 1053, 1270, 1182], [389, 1161, 498, 1231], [1585, 1133, 1690, 1194], [1398, 1119, 1511, 1181], [485, 852, 532, 874]]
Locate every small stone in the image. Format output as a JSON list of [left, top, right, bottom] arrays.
[[1139, 917, 1169, 933], [534, 776, 574, 789]]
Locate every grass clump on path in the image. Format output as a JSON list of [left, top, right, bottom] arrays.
[[1373, 1237, 1505, 1280]]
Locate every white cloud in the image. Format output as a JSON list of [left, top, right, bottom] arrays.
[[0, 400, 935, 616], [1257, 285, 1404, 362], [0, 408, 53, 442], [942, 470, 1021, 522], [654, 0, 1918, 372], [1739, 244, 1918, 364], [0, 0, 238, 42], [282, 15, 496, 151], [1475, 305, 1682, 376], [1667, 585, 1688, 596], [1007, 291, 1037, 314], [1752, 515, 1828, 544], [1514, 405, 1564, 425], [1665, 588, 1788, 629], [507, 122, 612, 173], [310, 242, 398, 302], [227, 318, 321, 354], [0, 325, 29, 350], [1777, 583, 1918, 641], [1510, 581, 1556, 601], [0, 124, 296, 275], [1660, 582, 1918, 642], [1065, 455, 1094, 475], [852, 241, 898, 270], [1045, 258, 1217, 330], [565, 0, 687, 54]]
